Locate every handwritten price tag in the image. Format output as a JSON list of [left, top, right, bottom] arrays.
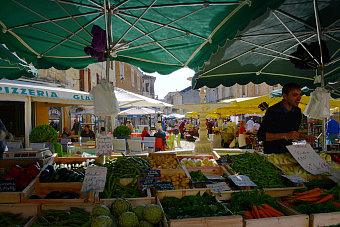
[[229, 175, 257, 187], [206, 182, 231, 193], [143, 170, 161, 178], [286, 144, 329, 175], [81, 166, 107, 192], [282, 174, 308, 183], [96, 134, 113, 156]]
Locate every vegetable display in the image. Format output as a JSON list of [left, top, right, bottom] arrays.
[[0, 212, 32, 226], [98, 155, 152, 198], [2, 162, 41, 191], [223, 153, 287, 188], [160, 192, 230, 220], [39, 165, 85, 182], [189, 170, 208, 182], [32, 207, 90, 226], [280, 186, 340, 214]]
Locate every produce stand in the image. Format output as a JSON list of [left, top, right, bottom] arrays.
[[0, 203, 38, 226]]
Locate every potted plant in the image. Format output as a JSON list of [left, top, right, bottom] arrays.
[[29, 125, 59, 155], [113, 125, 131, 139]]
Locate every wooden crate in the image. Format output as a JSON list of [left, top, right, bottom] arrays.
[[41, 203, 95, 213], [157, 192, 242, 227], [156, 168, 192, 190], [187, 166, 230, 189], [0, 155, 55, 203], [244, 200, 309, 227], [0, 155, 54, 170], [0, 204, 39, 227], [21, 179, 95, 204], [99, 188, 153, 204], [54, 156, 99, 164], [310, 211, 340, 227]]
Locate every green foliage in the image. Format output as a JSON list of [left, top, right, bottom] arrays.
[[53, 143, 63, 156], [113, 125, 131, 137], [29, 124, 58, 143]]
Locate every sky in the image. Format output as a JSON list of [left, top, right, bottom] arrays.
[[145, 67, 195, 100]]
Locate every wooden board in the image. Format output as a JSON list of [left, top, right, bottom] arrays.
[[21, 180, 95, 204], [169, 215, 243, 227], [54, 156, 99, 164], [244, 215, 309, 227], [310, 212, 340, 227], [41, 203, 95, 213], [157, 188, 211, 200], [100, 197, 156, 207]]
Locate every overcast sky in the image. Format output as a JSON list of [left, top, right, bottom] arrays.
[[145, 67, 194, 99]]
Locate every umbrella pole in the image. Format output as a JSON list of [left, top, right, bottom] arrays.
[[313, 0, 327, 152]]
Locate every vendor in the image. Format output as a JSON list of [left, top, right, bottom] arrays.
[[62, 127, 72, 139], [80, 124, 95, 139], [141, 127, 150, 138], [257, 82, 315, 154]]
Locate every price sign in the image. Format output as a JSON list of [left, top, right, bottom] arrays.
[[155, 181, 174, 190], [143, 170, 161, 178], [216, 157, 232, 165], [206, 182, 231, 193], [204, 174, 225, 181], [282, 175, 308, 183], [96, 134, 113, 156], [0, 178, 16, 192], [229, 175, 257, 187], [81, 166, 107, 192], [138, 178, 157, 189], [286, 144, 329, 175]]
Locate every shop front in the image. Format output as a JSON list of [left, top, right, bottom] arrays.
[[0, 79, 93, 147]]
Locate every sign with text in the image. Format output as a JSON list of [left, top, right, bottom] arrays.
[[282, 174, 308, 183], [206, 182, 231, 193], [81, 166, 107, 192], [96, 134, 113, 156], [229, 175, 257, 187], [138, 178, 158, 189], [155, 181, 174, 190], [204, 173, 225, 181], [143, 170, 161, 178], [0, 178, 16, 192], [286, 144, 329, 175]]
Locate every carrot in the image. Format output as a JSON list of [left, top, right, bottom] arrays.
[[244, 211, 253, 219], [252, 206, 260, 219], [315, 194, 333, 204], [263, 204, 284, 216], [258, 209, 268, 218], [259, 206, 273, 217], [293, 188, 321, 196], [293, 191, 322, 199], [332, 201, 340, 207], [296, 196, 321, 202]]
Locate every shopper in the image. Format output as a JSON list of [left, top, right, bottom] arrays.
[[141, 127, 150, 138], [71, 119, 80, 135], [126, 120, 134, 133], [80, 125, 95, 139], [257, 82, 316, 154], [326, 115, 340, 144]]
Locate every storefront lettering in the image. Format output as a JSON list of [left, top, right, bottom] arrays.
[[0, 85, 92, 101]]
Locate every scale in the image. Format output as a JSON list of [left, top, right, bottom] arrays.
[[2, 148, 50, 159]]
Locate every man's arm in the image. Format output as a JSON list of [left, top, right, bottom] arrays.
[[265, 131, 301, 141]]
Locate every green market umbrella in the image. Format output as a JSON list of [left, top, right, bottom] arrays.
[[192, 0, 340, 90], [0, 44, 38, 79], [0, 0, 283, 74]]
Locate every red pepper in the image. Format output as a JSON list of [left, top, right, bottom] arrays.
[[7, 164, 25, 178], [17, 174, 34, 190], [26, 162, 41, 177]]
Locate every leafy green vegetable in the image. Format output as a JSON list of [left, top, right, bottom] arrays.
[[304, 179, 337, 190], [290, 200, 340, 215], [190, 170, 208, 182], [113, 125, 131, 137], [161, 192, 230, 220], [0, 212, 32, 226], [223, 153, 286, 188]]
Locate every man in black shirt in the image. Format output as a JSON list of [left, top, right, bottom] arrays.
[[257, 82, 315, 154]]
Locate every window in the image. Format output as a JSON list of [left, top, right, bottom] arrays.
[[131, 67, 135, 87], [255, 84, 259, 95], [145, 83, 150, 92], [119, 62, 124, 81], [80, 69, 84, 91], [96, 73, 100, 84], [137, 72, 140, 90], [88, 69, 91, 92]]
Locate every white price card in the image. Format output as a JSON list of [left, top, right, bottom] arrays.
[[81, 166, 107, 193], [286, 144, 329, 175], [282, 174, 308, 183], [206, 182, 231, 193], [229, 175, 257, 187], [96, 134, 113, 156]]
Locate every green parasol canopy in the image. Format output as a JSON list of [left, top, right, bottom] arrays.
[[192, 0, 340, 91], [0, 44, 38, 79], [0, 0, 283, 74]]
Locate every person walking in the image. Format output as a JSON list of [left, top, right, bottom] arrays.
[[326, 115, 340, 144]]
